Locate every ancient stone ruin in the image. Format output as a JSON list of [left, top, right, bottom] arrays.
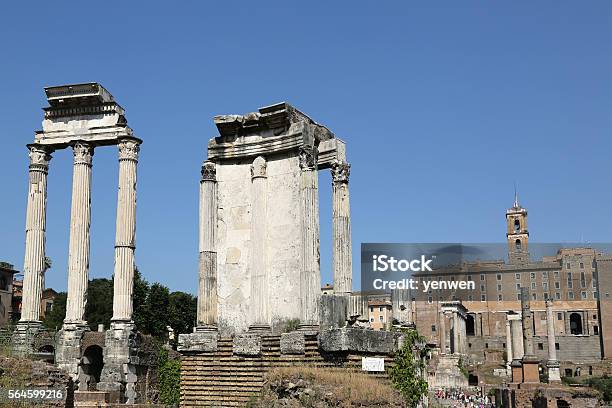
[[177, 103, 405, 406], [12, 83, 144, 402]]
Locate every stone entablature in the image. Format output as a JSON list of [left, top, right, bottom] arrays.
[[36, 83, 135, 147]]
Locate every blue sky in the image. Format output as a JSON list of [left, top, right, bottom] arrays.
[[1, 2, 611, 294]]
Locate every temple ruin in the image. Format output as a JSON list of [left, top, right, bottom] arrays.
[[12, 83, 143, 402]]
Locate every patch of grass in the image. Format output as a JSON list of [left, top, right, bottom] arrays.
[[264, 366, 405, 407]]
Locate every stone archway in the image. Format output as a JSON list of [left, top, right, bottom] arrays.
[[569, 313, 583, 335], [81, 345, 104, 390]]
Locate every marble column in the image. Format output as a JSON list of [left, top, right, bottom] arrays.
[[511, 319, 524, 360], [111, 138, 140, 323], [520, 287, 540, 383], [298, 145, 321, 331], [546, 300, 561, 382], [452, 311, 459, 354], [505, 317, 513, 374], [439, 311, 447, 354], [64, 142, 94, 325], [20, 144, 53, 324], [196, 160, 218, 331], [331, 160, 352, 295], [249, 156, 270, 331]]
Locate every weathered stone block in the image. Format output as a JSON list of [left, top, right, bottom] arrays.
[[319, 294, 347, 330], [177, 331, 218, 352], [233, 333, 262, 356], [318, 327, 398, 353], [280, 332, 305, 355]]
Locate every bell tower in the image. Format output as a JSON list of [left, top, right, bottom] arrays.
[[506, 192, 529, 264]]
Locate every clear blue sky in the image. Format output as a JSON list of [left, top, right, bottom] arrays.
[[1, 2, 611, 294]]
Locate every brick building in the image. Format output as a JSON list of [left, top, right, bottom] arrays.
[[0, 262, 17, 327], [403, 198, 612, 379]]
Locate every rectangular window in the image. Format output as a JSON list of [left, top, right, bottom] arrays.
[[515, 273, 521, 280], [555, 281, 561, 289], [554, 271, 560, 279], [581, 291, 587, 299], [428, 296, 433, 303], [556, 343, 560, 350], [516, 283, 521, 290], [555, 292, 561, 300], [557, 312, 562, 320], [480, 285, 485, 292], [369, 307, 373, 312], [532, 293, 537, 300], [594, 291, 598, 299], [530, 272, 536, 280], [497, 274, 502, 281], [379, 307, 383, 312], [580, 272, 586, 288], [566, 263, 571, 269], [480, 274, 485, 281], [538, 343, 544, 350], [580, 262, 584, 269], [517, 293, 521, 300], [544, 292, 549, 300], [481, 294, 486, 301], [379, 316, 384, 322], [567, 273, 573, 289], [531, 282, 536, 290], [467, 275, 472, 281], [497, 284, 502, 291], [498, 294, 503, 301], [594, 326, 599, 335], [568, 292, 575, 300], [542, 271, 548, 279], [543, 282, 548, 290], [593, 271, 598, 288], [432, 325, 436, 332]]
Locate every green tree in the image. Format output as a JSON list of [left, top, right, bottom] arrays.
[[140, 283, 170, 337], [132, 269, 150, 331], [43, 292, 66, 330], [389, 329, 429, 408], [85, 278, 113, 330], [168, 291, 197, 336]]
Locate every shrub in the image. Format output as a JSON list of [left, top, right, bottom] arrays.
[[389, 329, 429, 408], [158, 348, 181, 406]]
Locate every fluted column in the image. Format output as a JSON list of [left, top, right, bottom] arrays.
[[298, 145, 321, 330], [196, 161, 218, 330], [439, 311, 447, 354], [505, 318, 513, 373], [64, 142, 94, 325], [249, 156, 270, 331], [331, 160, 352, 295], [546, 300, 561, 381], [452, 311, 459, 354], [20, 145, 53, 323], [111, 138, 140, 322]]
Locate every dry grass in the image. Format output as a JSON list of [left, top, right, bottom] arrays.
[[262, 366, 406, 407]]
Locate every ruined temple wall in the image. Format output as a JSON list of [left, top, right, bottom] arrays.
[[216, 154, 303, 335]]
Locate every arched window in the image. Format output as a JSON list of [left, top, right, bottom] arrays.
[[515, 239, 522, 251], [569, 313, 583, 335], [514, 219, 521, 232]]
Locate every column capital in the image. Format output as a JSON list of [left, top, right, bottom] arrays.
[[118, 138, 140, 162], [27, 144, 53, 171], [72, 141, 94, 166], [331, 160, 350, 184], [299, 145, 317, 171], [201, 160, 217, 182], [250, 156, 267, 180]]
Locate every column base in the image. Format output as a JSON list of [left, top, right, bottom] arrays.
[[97, 321, 139, 404], [511, 359, 523, 384], [298, 323, 319, 335], [56, 322, 90, 389], [547, 360, 561, 382], [194, 324, 218, 333], [248, 324, 271, 333], [12, 320, 43, 357], [521, 355, 540, 384]]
